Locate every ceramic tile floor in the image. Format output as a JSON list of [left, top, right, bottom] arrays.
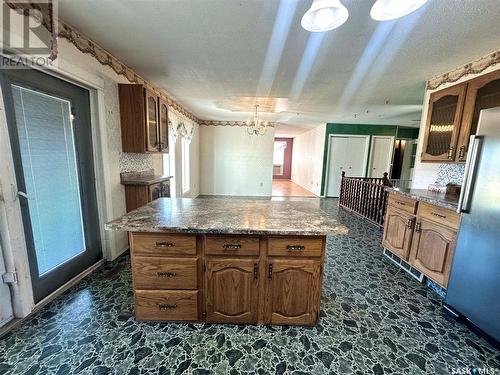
[[0, 199, 498, 375]]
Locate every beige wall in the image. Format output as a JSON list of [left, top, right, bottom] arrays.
[[412, 64, 500, 188], [291, 124, 326, 196], [199, 126, 274, 196]]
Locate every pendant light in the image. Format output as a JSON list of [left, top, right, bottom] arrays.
[[301, 0, 349, 33], [370, 0, 428, 21]]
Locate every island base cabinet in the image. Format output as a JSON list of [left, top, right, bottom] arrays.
[[265, 259, 322, 325], [205, 259, 259, 324], [409, 219, 457, 288]]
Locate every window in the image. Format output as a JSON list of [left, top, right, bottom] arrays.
[[182, 137, 190, 194]]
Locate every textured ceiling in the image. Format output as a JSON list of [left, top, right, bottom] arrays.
[[59, 0, 500, 131]]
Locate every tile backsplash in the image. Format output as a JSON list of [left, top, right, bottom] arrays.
[[119, 152, 154, 172], [435, 163, 466, 185]]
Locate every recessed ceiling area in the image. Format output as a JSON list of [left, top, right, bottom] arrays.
[[59, 0, 500, 130]]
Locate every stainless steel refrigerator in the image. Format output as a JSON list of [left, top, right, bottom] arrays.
[[445, 106, 500, 344]]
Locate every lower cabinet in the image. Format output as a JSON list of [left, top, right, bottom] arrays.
[[409, 219, 457, 287], [382, 206, 414, 260], [382, 192, 460, 288], [266, 259, 321, 325], [205, 259, 259, 324], [130, 233, 326, 325]]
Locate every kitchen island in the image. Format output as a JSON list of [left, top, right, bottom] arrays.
[[106, 198, 348, 325]]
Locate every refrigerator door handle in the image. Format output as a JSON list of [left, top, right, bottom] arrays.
[[457, 135, 483, 214]]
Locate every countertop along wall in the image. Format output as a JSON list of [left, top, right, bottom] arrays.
[[291, 124, 326, 196], [411, 52, 500, 188], [199, 125, 275, 196]]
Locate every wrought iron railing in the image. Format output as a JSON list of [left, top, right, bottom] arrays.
[[339, 171, 393, 227]]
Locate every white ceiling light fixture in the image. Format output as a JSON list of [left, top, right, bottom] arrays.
[[370, 0, 428, 21], [301, 0, 349, 32]]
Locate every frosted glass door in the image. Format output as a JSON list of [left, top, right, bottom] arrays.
[[12, 86, 86, 275]]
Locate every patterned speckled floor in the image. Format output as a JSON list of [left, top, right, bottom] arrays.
[[0, 199, 499, 375]]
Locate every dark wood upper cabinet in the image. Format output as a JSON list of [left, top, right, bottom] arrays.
[[118, 84, 168, 154], [421, 83, 467, 162], [457, 69, 500, 161]]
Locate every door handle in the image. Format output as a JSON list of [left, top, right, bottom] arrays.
[[253, 263, 258, 280], [458, 135, 482, 214], [268, 264, 273, 280], [17, 191, 30, 200]]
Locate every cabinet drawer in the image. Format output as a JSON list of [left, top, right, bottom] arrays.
[[135, 290, 198, 321], [268, 237, 324, 257], [205, 236, 259, 256], [132, 256, 197, 290], [131, 233, 197, 256], [418, 202, 460, 230], [388, 194, 417, 214]]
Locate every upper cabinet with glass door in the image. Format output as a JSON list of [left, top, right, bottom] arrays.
[[421, 84, 467, 162], [456, 69, 500, 162], [421, 69, 500, 163], [118, 84, 169, 154]]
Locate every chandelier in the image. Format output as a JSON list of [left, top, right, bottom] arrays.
[[246, 105, 269, 136]]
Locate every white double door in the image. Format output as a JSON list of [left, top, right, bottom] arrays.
[[326, 136, 369, 197]]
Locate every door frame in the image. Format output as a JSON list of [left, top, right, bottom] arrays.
[[272, 137, 293, 180], [368, 135, 395, 178], [0, 56, 121, 319], [324, 134, 370, 197]]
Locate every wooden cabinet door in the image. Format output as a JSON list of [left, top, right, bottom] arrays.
[[382, 205, 414, 260], [145, 90, 159, 152], [266, 259, 321, 325], [159, 100, 169, 153], [457, 69, 500, 162], [148, 183, 161, 202], [205, 259, 259, 323], [421, 83, 467, 162], [409, 219, 457, 287]]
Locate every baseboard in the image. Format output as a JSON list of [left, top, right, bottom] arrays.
[[0, 259, 104, 338]]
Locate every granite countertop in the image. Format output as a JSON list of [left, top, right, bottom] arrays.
[[120, 170, 173, 186], [105, 198, 349, 236], [386, 187, 460, 211]]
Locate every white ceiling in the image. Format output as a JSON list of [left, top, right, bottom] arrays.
[[59, 0, 500, 132]]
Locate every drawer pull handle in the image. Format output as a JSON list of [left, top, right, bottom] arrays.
[[396, 201, 406, 206], [415, 221, 421, 233], [287, 245, 305, 251], [158, 304, 177, 310], [431, 212, 447, 219], [155, 241, 175, 248], [223, 243, 242, 249], [157, 272, 176, 278]]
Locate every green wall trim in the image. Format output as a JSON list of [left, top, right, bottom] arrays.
[[320, 124, 419, 196]]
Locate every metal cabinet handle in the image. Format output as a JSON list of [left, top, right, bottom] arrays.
[[17, 191, 30, 199], [447, 146, 454, 159], [268, 264, 273, 280], [253, 264, 258, 280], [458, 145, 466, 160], [396, 201, 406, 206], [415, 222, 421, 233], [406, 218, 414, 228], [157, 272, 176, 278], [286, 245, 305, 251], [158, 304, 177, 310], [223, 243, 242, 249], [431, 212, 446, 219], [155, 241, 175, 248]]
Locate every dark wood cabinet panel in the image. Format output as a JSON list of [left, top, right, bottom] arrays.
[[133, 256, 198, 290], [135, 290, 198, 321], [421, 83, 467, 162], [382, 205, 414, 261], [265, 259, 321, 325], [205, 258, 259, 324], [409, 219, 457, 287], [124, 180, 170, 212], [457, 69, 500, 161]]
